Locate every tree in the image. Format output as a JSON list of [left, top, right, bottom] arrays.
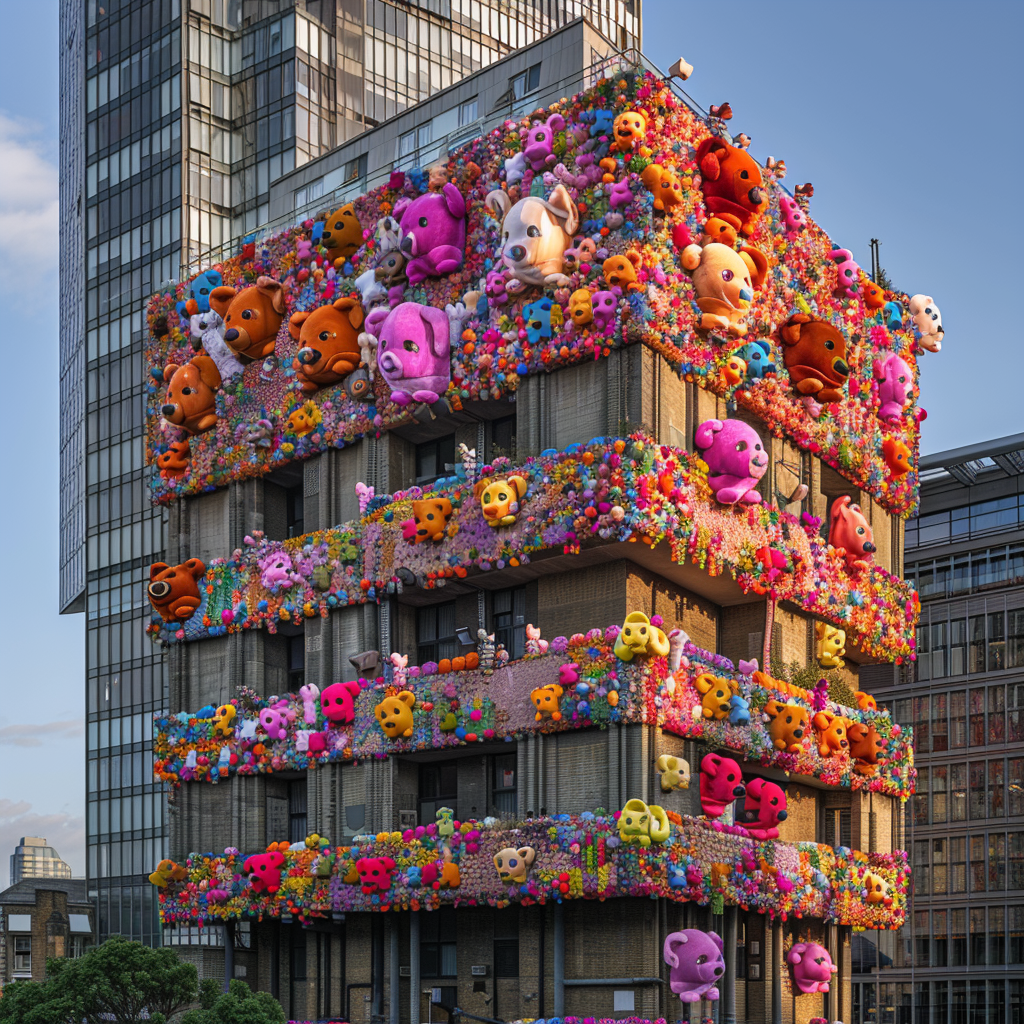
[[0, 935, 198, 1024], [179, 979, 286, 1024]]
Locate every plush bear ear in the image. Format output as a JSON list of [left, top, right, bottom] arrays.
[[397, 690, 416, 708], [149, 562, 170, 582], [546, 184, 579, 236], [694, 419, 724, 451], [815, 621, 826, 640], [517, 847, 536, 865], [334, 297, 365, 330], [547, 113, 566, 132], [270, 851, 285, 867], [508, 474, 529, 499], [788, 942, 807, 963], [779, 313, 811, 346], [663, 931, 688, 968], [209, 286, 237, 317], [164, 363, 181, 382], [183, 558, 206, 579], [702, 755, 720, 778], [364, 306, 390, 339], [392, 196, 411, 221], [289, 311, 309, 340], [192, 356, 222, 390], [699, 140, 727, 181], [484, 188, 510, 223], [812, 711, 833, 730], [551, 684, 563, 697], [344, 680, 361, 698], [441, 182, 466, 219], [739, 247, 769, 288], [423, 307, 451, 358], [626, 249, 642, 268], [256, 276, 287, 314], [681, 244, 703, 272], [764, 700, 782, 720]]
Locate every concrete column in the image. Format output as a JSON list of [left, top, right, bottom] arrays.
[[223, 922, 234, 992], [410, 909, 421, 1024], [771, 918, 783, 1024], [389, 917, 400, 1024], [723, 906, 737, 1024], [553, 901, 565, 1016]]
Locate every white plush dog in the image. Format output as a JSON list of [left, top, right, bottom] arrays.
[[189, 310, 245, 379]]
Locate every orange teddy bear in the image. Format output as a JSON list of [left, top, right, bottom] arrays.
[[147, 558, 206, 623], [603, 251, 642, 292], [531, 683, 563, 722], [764, 700, 810, 753], [161, 356, 221, 435], [611, 110, 647, 153], [811, 711, 850, 756], [695, 137, 768, 237], [403, 498, 454, 543], [640, 164, 683, 211], [321, 203, 363, 261], [210, 276, 287, 362], [289, 297, 365, 393], [156, 439, 191, 480]]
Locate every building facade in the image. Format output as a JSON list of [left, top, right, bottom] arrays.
[[59, 1, 642, 948], [9, 838, 74, 888], [141, 39, 924, 1024], [858, 435, 1024, 1024]]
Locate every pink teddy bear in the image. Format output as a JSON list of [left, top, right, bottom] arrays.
[[299, 683, 320, 724], [828, 247, 861, 299], [365, 302, 451, 406], [485, 268, 511, 306], [778, 193, 806, 234], [873, 353, 913, 424], [522, 113, 566, 171], [257, 550, 296, 592], [394, 183, 466, 284], [607, 179, 633, 209], [787, 941, 837, 993], [694, 418, 768, 505], [243, 851, 286, 894]]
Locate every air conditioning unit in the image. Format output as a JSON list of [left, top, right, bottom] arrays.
[[471, 965, 489, 977], [399, 810, 417, 828], [400, 966, 411, 977]]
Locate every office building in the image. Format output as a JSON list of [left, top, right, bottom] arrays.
[[9, 838, 74, 888], [59, 0, 643, 948], [857, 435, 1024, 1023]]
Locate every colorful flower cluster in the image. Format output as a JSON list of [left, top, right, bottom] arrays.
[[147, 436, 919, 660], [156, 813, 908, 931], [145, 67, 924, 515]]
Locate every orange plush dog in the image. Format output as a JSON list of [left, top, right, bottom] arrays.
[[603, 250, 642, 292], [157, 439, 191, 480], [289, 297, 365, 392], [611, 110, 647, 153], [778, 314, 850, 403], [210, 276, 287, 361], [321, 203, 363, 261], [161, 357, 221, 435], [696, 137, 768, 237], [147, 558, 206, 623], [681, 241, 769, 338], [640, 164, 683, 211], [811, 711, 850, 756], [701, 214, 742, 249], [764, 700, 810, 753]]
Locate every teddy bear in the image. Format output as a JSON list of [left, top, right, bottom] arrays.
[[321, 202, 363, 261], [882, 436, 911, 477], [161, 356, 221, 435], [860, 273, 885, 309], [320, 680, 362, 724], [602, 250, 642, 292], [209, 276, 287, 362], [656, 753, 691, 791], [364, 301, 452, 406], [909, 294, 943, 352], [777, 313, 850, 402], [156, 439, 191, 480], [606, 179, 634, 209], [257, 549, 298, 591], [640, 163, 683, 211], [694, 418, 768, 505], [522, 298, 554, 344], [856, 690, 878, 711], [421, 849, 460, 890], [613, 611, 670, 660], [828, 496, 876, 571], [700, 213, 742, 248], [356, 856, 397, 894], [591, 290, 620, 331], [374, 249, 408, 306], [664, 929, 726, 1004], [815, 622, 847, 669], [763, 700, 810, 753], [618, 798, 671, 846], [699, 752, 746, 818], [812, 711, 851, 756], [610, 109, 647, 153], [740, 778, 788, 839], [148, 859, 188, 887], [259, 704, 294, 741], [695, 673, 736, 720], [244, 850, 286, 894], [864, 870, 888, 903], [874, 354, 913, 424], [189, 309, 245, 380], [734, 339, 776, 380], [147, 558, 206, 623], [374, 690, 416, 738], [680, 241, 769, 338], [494, 846, 536, 884], [395, 183, 466, 284], [400, 498, 454, 544], [521, 112, 566, 171], [568, 288, 594, 327], [695, 136, 768, 237], [847, 722, 886, 772], [562, 237, 597, 276], [530, 683, 563, 722], [374, 213, 402, 253], [289, 297, 365, 393], [477, 476, 528, 527], [787, 942, 837, 994]]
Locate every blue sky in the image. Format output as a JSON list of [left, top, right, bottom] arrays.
[[0, 1, 1020, 886]]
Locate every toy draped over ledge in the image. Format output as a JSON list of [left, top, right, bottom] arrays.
[[145, 68, 928, 516], [153, 624, 914, 800], [153, 812, 908, 930], [145, 437, 919, 661]]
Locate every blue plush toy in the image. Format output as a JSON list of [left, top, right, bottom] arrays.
[[883, 300, 904, 332], [735, 338, 776, 380], [728, 693, 751, 726], [188, 269, 223, 313], [523, 298, 554, 344]]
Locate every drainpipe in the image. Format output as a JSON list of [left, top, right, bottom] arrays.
[[722, 907, 737, 1024], [553, 901, 565, 1016], [771, 918, 783, 1024], [223, 922, 234, 993], [390, 918, 400, 1024], [410, 909, 421, 1024]]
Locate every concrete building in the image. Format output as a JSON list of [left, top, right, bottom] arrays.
[[9, 838, 73, 888], [59, 0, 642, 947], [858, 435, 1024, 1024]]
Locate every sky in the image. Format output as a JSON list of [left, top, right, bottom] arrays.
[[0, 1, 1020, 889]]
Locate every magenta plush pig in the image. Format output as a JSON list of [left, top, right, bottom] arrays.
[[394, 184, 466, 284], [699, 752, 746, 818], [695, 418, 768, 505], [664, 929, 726, 1002], [365, 302, 451, 406], [874, 354, 913, 424], [740, 777, 788, 839], [522, 113, 566, 171], [779, 193, 806, 234], [787, 941, 837, 993]]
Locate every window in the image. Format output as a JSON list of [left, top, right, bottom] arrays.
[[991, 758, 1006, 818], [510, 63, 540, 99], [990, 832, 1006, 890], [1012, 833, 1024, 890], [286, 484, 304, 537], [970, 687, 986, 745], [287, 633, 305, 691], [990, 612, 1007, 671], [1011, 611, 1024, 668], [970, 617, 986, 675], [290, 928, 307, 982], [971, 907, 987, 964], [494, 906, 519, 978], [913, 766, 929, 826], [419, 760, 458, 823], [913, 840, 929, 897], [491, 587, 526, 661], [13, 936, 31, 974], [933, 908, 948, 966], [397, 123, 432, 159], [417, 601, 458, 665], [488, 414, 516, 460], [951, 836, 967, 892], [971, 834, 987, 892], [991, 685, 1007, 742], [932, 764, 948, 822], [415, 434, 456, 485], [491, 753, 517, 817], [970, 762, 987, 818], [1011, 907, 1024, 962], [950, 619, 967, 676], [913, 696, 930, 754], [458, 98, 479, 126], [950, 691, 967, 747], [421, 905, 457, 977], [932, 694, 949, 752], [823, 806, 852, 848], [288, 780, 307, 844], [1011, 758, 1024, 816], [932, 837, 947, 893]]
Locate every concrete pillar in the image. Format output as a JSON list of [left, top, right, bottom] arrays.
[[553, 901, 565, 1016], [410, 909, 421, 1024], [723, 906, 737, 1024], [771, 918, 783, 1024], [223, 922, 234, 992], [390, 917, 400, 1024]]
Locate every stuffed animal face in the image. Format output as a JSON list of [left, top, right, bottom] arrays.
[[735, 339, 776, 379], [257, 549, 295, 591], [682, 242, 768, 323], [882, 436, 911, 477], [259, 707, 290, 741], [847, 722, 886, 764], [656, 754, 691, 791], [493, 846, 536, 883], [188, 269, 223, 313], [701, 214, 742, 248], [812, 711, 850, 756], [696, 137, 768, 235], [591, 290, 619, 328], [603, 250, 641, 290], [864, 870, 888, 902], [287, 400, 321, 436], [695, 673, 735, 720], [485, 185, 579, 285], [530, 683, 563, 721], [147, 558, 206, 623], [320, 680, 362, 724], [611, 110, 647, 151], [212, 704, 236, 738], [321, 203, 363, 259], [778, 314, 850, 402], [478, 475, 528, 527], [522, 113, 566, 171], [828, 496, 876, 569], [210, 277, 287, 361], [856, 690, 878, 711], [860, 274, 885, 309], [374, 690, 416, 738], [741, 777, 788, 836], [161, 357, 221, 435], [395, 184, 467, 284], [787, 941, 837, 994], [640, 163, 683, 210], [694, 418, 768, 505], [699, 752, 746, 817], [157, 439, 191, 479], [523, 298, 554, 344], [613, 611, 670, 660], [778, 194, 806, 234], [244, 851, 286, 894], [374, 250, 407, 287], [663, 929, 726, 1002], [568, 288, 594, 327], [874, 354, 913, 424], [618, 798, 654, 843], [909, 294, 943, 351], [355, 856, 396, 893], [815, 622, 847, 669], [402, 498, 454, 543], [763, 700, 810, 753], [364, 301, 451, 406], [148, 859, 188, 887], [188, 309, 225, 350], [289, 297, 365, 391]]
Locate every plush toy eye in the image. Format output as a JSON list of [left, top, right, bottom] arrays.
[[735, 440, 748, 452], [527, 225, 541, 238], [740, 170, 749, 179], [508, 858, 517, 867], [418, 217, 429, 228], [535, 132, 545, 141], [334, 221, 342, 229], [498, 492, 508, 501], [696, 954, 709, 965], [403, 339, 419, 352], [182, 386, 194, 395], [857, 527, 865, 535], [770, 797, 778, 805], [242, 309, 253, 320], [721, 269, 734, 282], [319, 331, 330, 341], [824, 339, 834, 350], [898, 375, 906, 384]]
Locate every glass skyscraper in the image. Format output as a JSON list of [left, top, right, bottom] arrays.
[[60, 0, 641, 948]]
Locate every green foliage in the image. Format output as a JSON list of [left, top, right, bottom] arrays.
[[770, 658, 847, 697], [180, 979, 286, 1024], [0, 935, 197, 1024]]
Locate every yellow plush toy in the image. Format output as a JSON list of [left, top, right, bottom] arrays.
[[493, 846, 536, 883], [613, 612, 670, 661], [656, 753, 691, 791], [477, 476, 529, 527], [618, 798, 671, 847], [374, 690, 416, 738], [815, 621, 847, 669], [212, 703, 236, 739], [148, 859, 188, 887], [530, 683, 563, 722]]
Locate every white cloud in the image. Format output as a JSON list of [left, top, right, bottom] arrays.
[[0, 798, 85, 889], [0, 719, 83, 748], [0, 113, 58, 284]]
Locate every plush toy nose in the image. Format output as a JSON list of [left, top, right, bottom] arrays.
[[378, 350, 402, 374], [863, 541, 876, 553], [400, 234, 417, 256], [509, 245, 527, 262], [297, 347, 321, 366], [732, 785, 746, 797], [739, 286, 753, 302], [224, 328, 240, 343], [161, 403, 177, 417], [793, 728, 804, 738], [833, 357, 849, 375], [748, 186, 764, 205], [148, 580, 171, 600], [777, 809, 788, 821], [713, 964, 724, 976]]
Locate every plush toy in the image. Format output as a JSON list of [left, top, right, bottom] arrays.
[[617, 798, 671, 846], [847, 722, 886, 771], [148, 859, 188, 887], [729, 693, 751, 725], [355, 856, 397, 894], [610, 109, 647, 153], [856, 691, 878, 711], [161, 357, 221, 435], [613, 611, 671, 660], [864, 870, 888, 903], [212, 703, 236, 738], [147, 558, 206, 623], [640, 163, 683, 210], [882, 435, 912, 477], [812, 711, 850, 756], [186, 268, 223, 314], [664, 929, 726, 1003], [860, 273, 885, 309], [680, 241, 769, 338], [286, 401, 321, 436], [374, 690, 416, 738], [320, 680, 361, 724], [189, 310, 245, 380], [778, 193, 806, 233], [257, 549, 297, 591], [699, 752, 746, 818], [562, 237, 597, 276], [364, 302, 451, 406], [829, 496, 876, 571], [694, 418, 768, 505], [374, 213, 402, 253], [787, 942, 837, 993], [402, 498, 454, 543], [530, 683, 563, 722], [874, 354, 913, 424], [815, 622, 847, 669], [477, 475, 528, 527], [209, 277, 287, 362], [524, 624, 549, 655], [909, 294, 943, 352], [485, 268, 512, 306], [395, 183, 466, 284], [421, 848, 461, 890], [485, 185, 578, 289], [695, 136, 768, 236], [734, 339, 776, 380], [494, 846, 536, 884], [763, 700, 810, 753], [522, 112, 566, 171], [522, 298, 554, 344], [157, 439, 191, 480], [503, 151, 527, 187], [700, 213, 742, 248], [244, 850, 286, 894], [602, 250, 642, 292], [656, 753, 691, 791], [353, 266, 387, 308], [568, 288, 594, 327], [719, 354, 747, 388], [740, 778, 788, 839], [694, 673, 736, 720], [321, 203, 363, 260], [828, 248, 861, 299], [289, 297, 365, 393], [777, 313, 850, 402], [258, 705, 292, 741], [606, 179, 634, 209], [591, 290, 620, 331]]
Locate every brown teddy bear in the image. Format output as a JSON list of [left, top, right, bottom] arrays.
[[763, 700, 810, 753], [681, 241, 769, 338], [640, 163, 683, 211], [811, 711, 851, 756], [321, 203, 363, 261], [602, 250, 642, 292], [147, 558, 206, 623], [288, 297, 365, 393], [209, 276, 286, 362], [777, 313, 850, 402], [161, 356, 221, 435], [695, 137, 768, 237]]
